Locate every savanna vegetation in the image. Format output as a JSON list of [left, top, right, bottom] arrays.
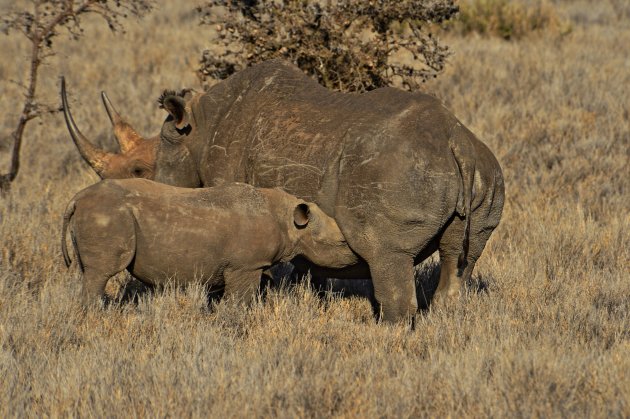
[[1, 0, 629, 416], [197, 0, 458, 91]]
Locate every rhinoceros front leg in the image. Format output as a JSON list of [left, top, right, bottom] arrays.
[[223, 268, 263, 305], [368, 254, 418, 324]]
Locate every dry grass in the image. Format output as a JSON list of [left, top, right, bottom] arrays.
[[1, 0, 629, 416], [451, 0, 570, 40]]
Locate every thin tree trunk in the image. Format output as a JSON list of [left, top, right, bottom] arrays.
[[0, 28, 40, 193]]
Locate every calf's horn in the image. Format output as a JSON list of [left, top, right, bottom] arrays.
[[61, 77, 112, 177], [101, 91, 145, 153]]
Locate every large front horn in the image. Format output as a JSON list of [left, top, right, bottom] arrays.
[[101, 91, 145, 153], [61, 77, 112, 177]]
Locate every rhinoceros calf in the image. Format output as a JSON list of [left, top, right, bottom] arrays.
[[61, 179, 358, 305]]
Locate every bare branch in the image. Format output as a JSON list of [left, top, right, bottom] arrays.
[[0, 0, 153, 191]]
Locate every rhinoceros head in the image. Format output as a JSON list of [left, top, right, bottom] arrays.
[[61, 78, 158, 180]]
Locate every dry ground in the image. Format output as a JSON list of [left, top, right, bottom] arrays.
[[1, 0, 629, 417]]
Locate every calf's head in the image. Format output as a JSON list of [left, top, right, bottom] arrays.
[[287, 200, 359, 269], [61, 78, 158, 180]]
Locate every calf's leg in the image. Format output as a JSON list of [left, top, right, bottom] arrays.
[[223, 269, 263, 305], [79, 250, 135, 308], [73, 211, 136, 308], [80, 269, 113, 307]]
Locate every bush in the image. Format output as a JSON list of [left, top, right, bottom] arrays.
[[197, 0, 459, 92]]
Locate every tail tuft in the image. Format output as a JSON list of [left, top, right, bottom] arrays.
[[450, 125, 476, 275], [457, 221, 470, 274]]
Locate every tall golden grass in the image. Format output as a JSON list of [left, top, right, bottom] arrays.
[[453, 0, 569, 39], [1, 0, 629, 416]]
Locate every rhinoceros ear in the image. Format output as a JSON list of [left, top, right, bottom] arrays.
[[160, 93, 190, 129], [293, 203, 310, 228]]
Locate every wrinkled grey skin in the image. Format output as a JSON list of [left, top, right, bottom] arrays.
[[65, 60, 504, 322], [62, 178, 359, 306]]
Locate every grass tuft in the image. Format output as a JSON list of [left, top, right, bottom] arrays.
[[452, 0, 571, 40]]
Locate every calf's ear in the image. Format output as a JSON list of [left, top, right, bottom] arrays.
[[293, 203, 310, 228], [160, 94, 190, 129]]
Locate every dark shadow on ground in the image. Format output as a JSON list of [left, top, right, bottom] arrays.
[[115, 279, 154, 305], [265, 260, 490, 311], [115, 279, 227, 308], [114, 260, 489, 313]]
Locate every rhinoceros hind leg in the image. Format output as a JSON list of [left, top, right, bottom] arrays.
[[80, 249, 134, 308], [223, 269, 263, 305], [74, 208, 137, 308], [77, 238, 136, 308], [431, 252, 471, 308], [368, 255, 417, 324], [432, 214, 494, 307], [80, 269, 113, 308]]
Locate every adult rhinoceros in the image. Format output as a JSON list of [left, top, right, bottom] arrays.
[[62, 59, 504, 323]]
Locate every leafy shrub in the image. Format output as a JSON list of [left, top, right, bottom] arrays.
[[197, 0, 459, 92]]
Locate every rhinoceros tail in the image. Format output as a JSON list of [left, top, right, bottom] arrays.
[[450, 124, 476, 274], [61, 199, 76, 268]]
